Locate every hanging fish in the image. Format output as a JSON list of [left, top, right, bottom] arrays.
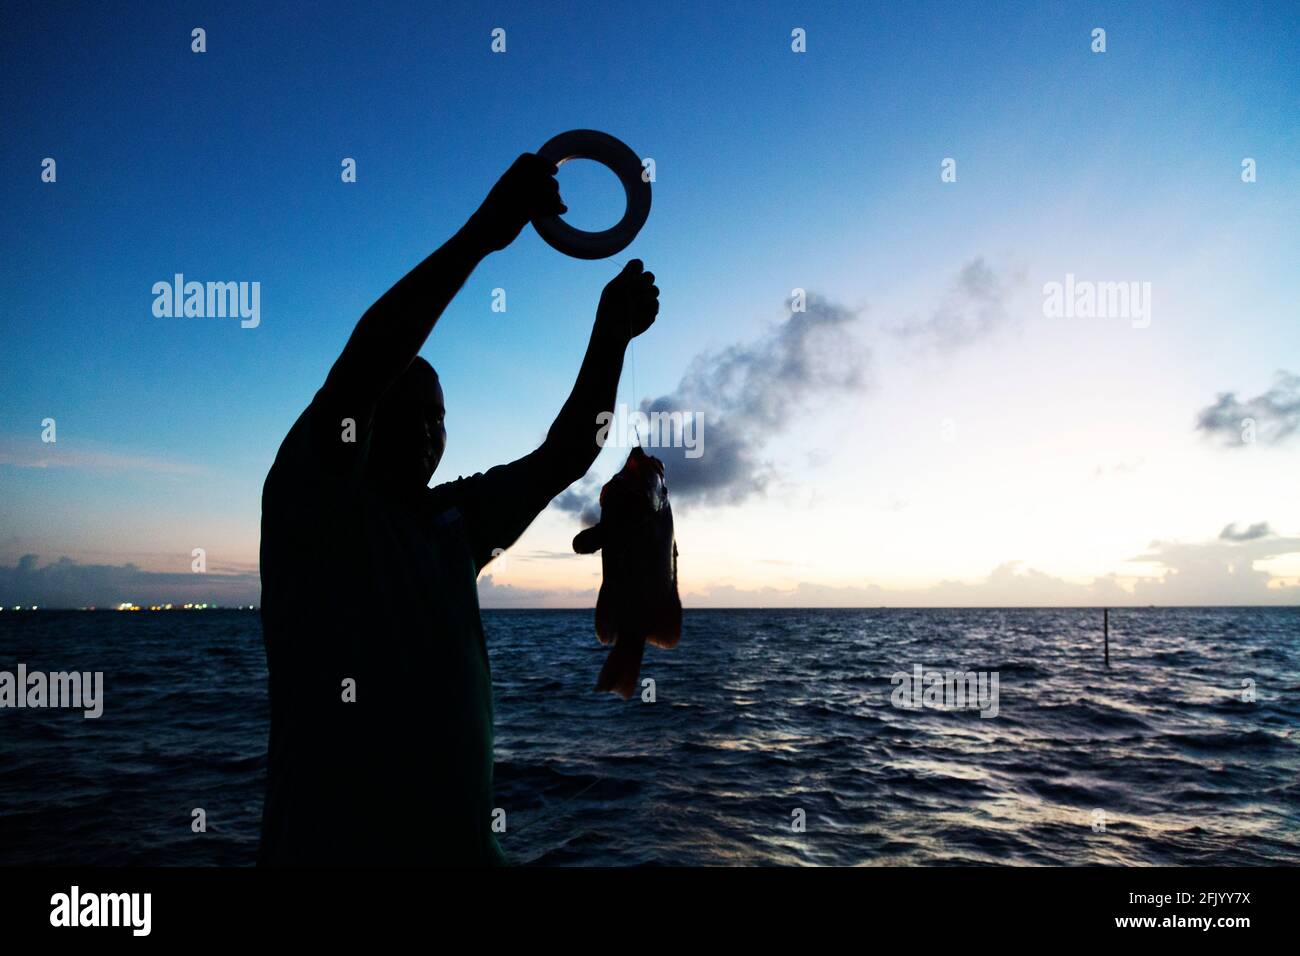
[[572, 447, 682, 698]]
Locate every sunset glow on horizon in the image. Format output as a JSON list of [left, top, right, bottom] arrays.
[[2, 1, 1297, 608]]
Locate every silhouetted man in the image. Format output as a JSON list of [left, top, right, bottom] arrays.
[[258, 154, 659, 865]]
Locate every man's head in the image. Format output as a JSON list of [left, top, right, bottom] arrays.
[[369, 357, 446, 492]]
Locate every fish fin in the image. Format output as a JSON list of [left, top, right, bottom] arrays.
[[647, 597, 682, 648], [648, 629, 680, 649], [595, 634, 646, 699], [572, 523, 604, 554]]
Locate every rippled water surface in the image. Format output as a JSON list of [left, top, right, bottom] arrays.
[[1, 608, 1297, 865]]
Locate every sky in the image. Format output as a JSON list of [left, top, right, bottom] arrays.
[[1, 0, 1298, 608]]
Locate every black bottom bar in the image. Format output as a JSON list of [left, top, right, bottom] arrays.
[[1, 866, 1283, 942]]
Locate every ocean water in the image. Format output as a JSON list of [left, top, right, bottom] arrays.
[[0, 607, 1296, 866]]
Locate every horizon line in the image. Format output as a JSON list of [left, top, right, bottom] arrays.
[[3, 604, 1298, 612]]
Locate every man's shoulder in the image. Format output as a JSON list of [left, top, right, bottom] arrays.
[[265, 403, 317, 495], [426, 472, 486, 522], [265, 389, 373, 496]]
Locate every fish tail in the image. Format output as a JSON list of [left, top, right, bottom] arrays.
[[595, 634, 646, 700]]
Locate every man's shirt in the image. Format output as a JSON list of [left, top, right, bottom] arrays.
[[258, 390, 554, 865]]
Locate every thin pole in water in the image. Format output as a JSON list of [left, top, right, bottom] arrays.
[[1104, 608, 1110, 668]]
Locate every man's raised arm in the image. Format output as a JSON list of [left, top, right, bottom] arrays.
[[321, 154, 564, 413], [534, 260, 661, 494]]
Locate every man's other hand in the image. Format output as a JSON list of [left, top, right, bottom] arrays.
[[597, 260, 659, 343]]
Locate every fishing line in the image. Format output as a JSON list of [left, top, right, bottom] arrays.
[[630, 334, 642, 448], [613, 255, 645, 448], [506, 775, 605, 842]]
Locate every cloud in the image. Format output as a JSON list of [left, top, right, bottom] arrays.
[[0, 439, 201, 475], [893, 257, 1017, 352], [15, 520, 1292, 609], [686, 563, 1135, 608], [477, 573, 595, 609], [548, 257, 1017, 519], [551, 475, 603, 527], [0, 555, 258, 608], [1125, 527, 1300, 604], [636, 292, 868, 508], [681, 530, 1289, 606], [1195, 370, 1300, 446], [1219, 521, 1271, 542], [472, 524, 1300, 608], [1091, 459, 1144, 480]]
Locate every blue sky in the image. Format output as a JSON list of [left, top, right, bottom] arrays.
[[2, 0, 1298, 607]]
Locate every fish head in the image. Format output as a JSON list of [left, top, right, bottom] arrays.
[[572, 448, 671, 553], [602, 446, 668, 515]]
